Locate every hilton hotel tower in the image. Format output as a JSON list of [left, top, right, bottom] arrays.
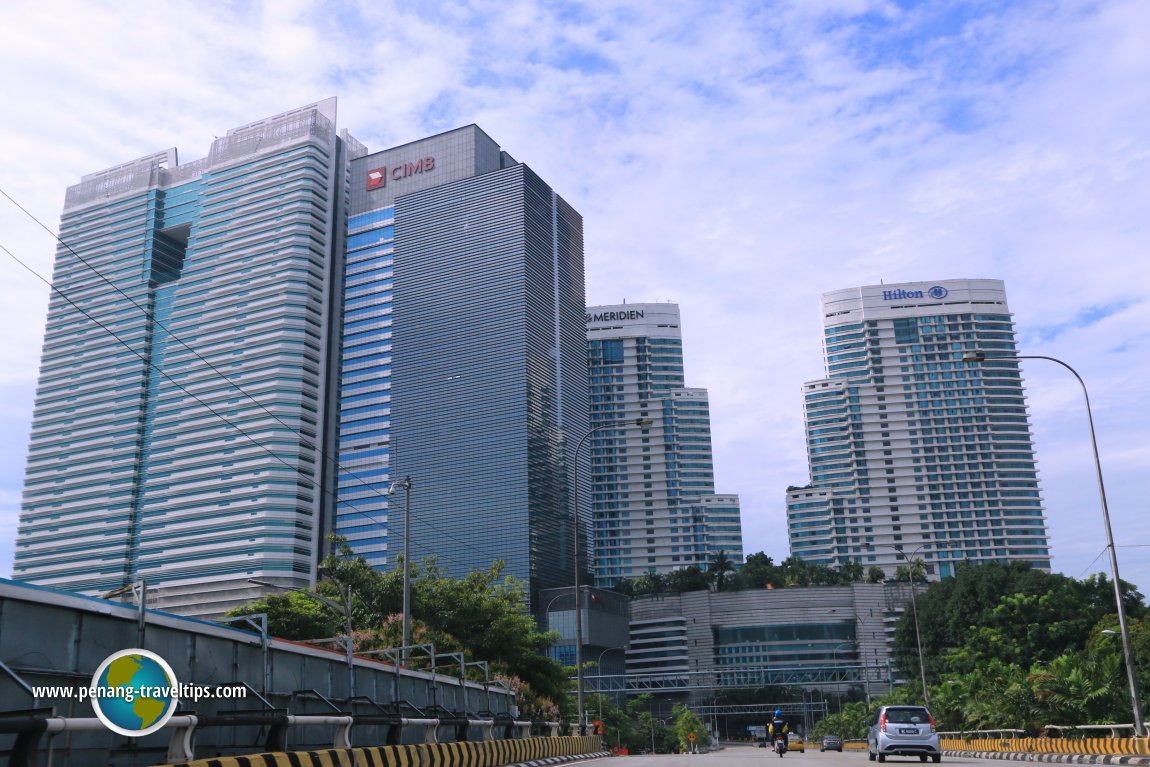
[[786, 279, 1051, 580]]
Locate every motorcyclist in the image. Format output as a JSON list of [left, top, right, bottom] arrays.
[[768, 710, 789, 750]]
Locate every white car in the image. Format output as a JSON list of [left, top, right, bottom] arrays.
[[867, 705, 941, 763]]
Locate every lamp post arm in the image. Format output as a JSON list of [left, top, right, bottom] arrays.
[[968, 351, 1143, 736], [1019, 354, 1142, 736]]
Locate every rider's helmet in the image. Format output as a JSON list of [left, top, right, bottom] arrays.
[[775, 710, 782, 717]]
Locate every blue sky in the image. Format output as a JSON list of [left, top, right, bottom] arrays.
[[1, 0, 1148, 595]]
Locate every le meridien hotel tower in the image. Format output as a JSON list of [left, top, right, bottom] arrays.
[[14, 99, 588, 615], [587, 303, 743, 587], [786, 279, 1051, 581]]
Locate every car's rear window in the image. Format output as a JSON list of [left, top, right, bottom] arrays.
[[885, 708, 929, 724]]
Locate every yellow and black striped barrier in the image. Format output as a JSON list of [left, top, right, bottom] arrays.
[[940, 737, 1150, 756], [155, 734, 604, 767]]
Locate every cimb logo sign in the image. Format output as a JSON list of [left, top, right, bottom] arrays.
[[366, 157, 436, 191], [882, 286, 948, 301]]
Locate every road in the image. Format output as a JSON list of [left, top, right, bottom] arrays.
[[598, 744, 996, 767]]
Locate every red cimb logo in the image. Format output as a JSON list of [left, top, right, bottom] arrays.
[[366, 168, 386, 190]]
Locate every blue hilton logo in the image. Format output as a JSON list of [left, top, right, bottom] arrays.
[[882, 286, 948, 301]]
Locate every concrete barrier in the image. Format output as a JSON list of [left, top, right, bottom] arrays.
[[153, 733, 604, 767], [940, 738, 1150, 756]]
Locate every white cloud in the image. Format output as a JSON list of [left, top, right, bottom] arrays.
[[1, 0, 1148, 592]]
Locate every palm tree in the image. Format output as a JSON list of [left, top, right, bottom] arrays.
[[709, 551, 735, 592]]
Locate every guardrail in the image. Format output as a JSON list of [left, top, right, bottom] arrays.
[[153, 733, 605, 767], [0, 704, 563, 767], [938, 735, 1149, 756]]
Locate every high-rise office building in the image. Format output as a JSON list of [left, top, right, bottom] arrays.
[[15, 101, 588, 616], [346, 127, 589, 609], [586, 303, 743, 587], [14, 100, 352, 615], [786, 279, 1051, 580]]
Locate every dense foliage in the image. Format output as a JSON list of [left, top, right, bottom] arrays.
[[227, 536, 569, 718], [849, 562, 1150, 734], [614, 551, 871, 596], [589, 694, 711, 753], [891, 561, 1147, 685]]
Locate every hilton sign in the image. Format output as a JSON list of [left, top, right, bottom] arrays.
[[882, 285, 949, 301], [366, 156, 436, 190]]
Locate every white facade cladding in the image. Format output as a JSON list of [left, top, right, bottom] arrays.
[[587, 303, 744, 587], [787, 279, 1051, 580], [14, 100, 351, 617]]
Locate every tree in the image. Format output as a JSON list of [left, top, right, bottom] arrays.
[[890, 562, 1148, 685], [631, 571, 668, 597], [587, 694, 634, 748], [733, 552, 782, 590], [672, 703, 710, 751], [228, 536, 569, 716], [709, 551, 735, 592], [839, 559, 864, 583], [627, 695, 675, 753], [665, 566, 711, 593], [866, 566, 886, 584], [809, 700, 871, 741]]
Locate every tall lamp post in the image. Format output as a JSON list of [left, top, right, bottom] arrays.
[[389, 475, 413, 664], [595, 645, 627, 720], [572, 417, 652, 734], [831, 641, 855, 709], [888, 544, 929, 705], [964, 350, 1144, 736]]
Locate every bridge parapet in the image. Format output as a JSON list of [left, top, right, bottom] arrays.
[[151, 734, 605, 767]]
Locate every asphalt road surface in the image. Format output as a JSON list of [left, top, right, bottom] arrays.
[[598, 743, 999, 767]]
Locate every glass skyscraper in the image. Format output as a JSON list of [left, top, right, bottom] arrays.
[[337, 126, 588, 609], [586, 303, 743, 587], [787, 279, 1051, 580], [14, 100, 351, 615], [15, 104, 588, 616]]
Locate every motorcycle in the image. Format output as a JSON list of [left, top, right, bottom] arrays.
[[774, 735, 788, 757]]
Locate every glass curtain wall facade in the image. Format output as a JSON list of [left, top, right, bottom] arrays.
[[344, 126, 589, 611], [786, 279, 1051, 580], [587, 304, 744, 587], [332, 205, 396, 569], [14, 100, 350, 616]]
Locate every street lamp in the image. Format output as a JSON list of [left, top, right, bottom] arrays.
[[595, 646, 627, 720], [831, 642, 855, 709], [572, 417, 652, 734], [248, 576, 355, 696], [388, 475, 413, 665], [964, 350, 1144, 736], [889, 544, 930, 705]]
